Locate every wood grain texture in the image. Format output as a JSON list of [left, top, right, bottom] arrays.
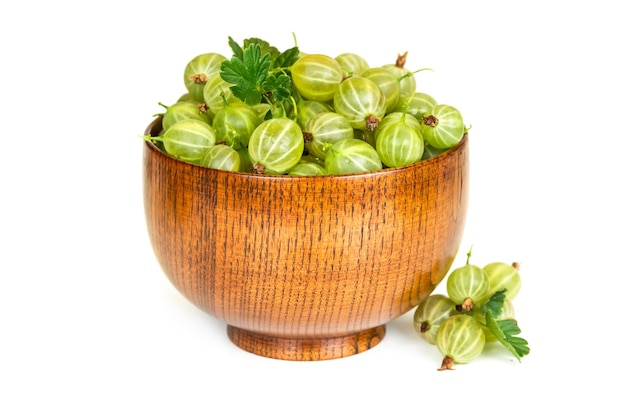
[[143, 117, 469, 360]]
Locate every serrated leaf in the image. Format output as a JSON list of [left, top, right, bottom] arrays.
[[220, 58, 250, 87], [244, 38, 279, 61], [220, 37, 294, 107], [230, 86, 262, 106], [274, 46, 300, 69], [484, 289, 507, 317], [220, 43, 271, 106], [227, 36, 244, 61], [485, 311, 530, 362], [274, 75, 292, 102], [262, 74, 292, 102], [245, 45, 270, 86]]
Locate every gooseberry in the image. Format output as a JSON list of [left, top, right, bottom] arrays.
[[291, 54, 343, 102], [436, 314, 486, 370], [333, 76, 386, 131], [413, 294, 457, 345], [247, 117, 304, 174]]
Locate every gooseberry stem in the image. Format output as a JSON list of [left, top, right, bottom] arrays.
[[397, 67, 434, 82], [219, 90, 229, 107], [465, 245, 474, 265], [340, 66, 354, 80], [457, 298, 474, 312], [438, 356, 455, 371], [289, 95, 299, 121], [139, 134, 162, 144], [365, 114, 381, 131], [422, 114, 438, 127]]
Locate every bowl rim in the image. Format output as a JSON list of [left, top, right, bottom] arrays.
[[143, 116, 468, 180]]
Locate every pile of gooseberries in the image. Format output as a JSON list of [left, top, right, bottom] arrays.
[[413, 247, 530, 370], [144, 36, 469, 175]]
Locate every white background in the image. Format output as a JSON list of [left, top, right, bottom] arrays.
[[1, 1, 624, 415]]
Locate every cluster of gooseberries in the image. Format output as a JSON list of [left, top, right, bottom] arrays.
[[413, 248, 530, 370], [144, 36, 468, 175]]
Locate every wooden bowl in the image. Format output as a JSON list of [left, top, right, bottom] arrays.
[[143, 117, 469, 360]]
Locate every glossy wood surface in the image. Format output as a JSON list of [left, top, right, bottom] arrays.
[[143, 117, 469, 360]]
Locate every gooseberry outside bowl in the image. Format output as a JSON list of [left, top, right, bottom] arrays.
[[143, 116, 469, 361]]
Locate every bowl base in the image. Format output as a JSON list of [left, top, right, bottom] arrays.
[[227, 325, 386, 361]]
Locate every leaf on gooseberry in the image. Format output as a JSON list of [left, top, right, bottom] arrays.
[[485, 311, 530, 361], [227, 36, 244, 60], [243, 37, 280, 61], [483, 289, 507, 317], [221, 37, 297, 107], [273, 46, 300, 70], [221, 42, 270, 106], [263, 74, 291, 102]]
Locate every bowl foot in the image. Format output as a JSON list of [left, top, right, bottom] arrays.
[[227, 325, 386, 361]]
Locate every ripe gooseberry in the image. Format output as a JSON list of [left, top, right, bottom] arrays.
[[183, 52, 227, 102], [333, 76, 386, 131], [335, 52, 370, 77], [361, 67, 401, 114], [160, 119, 216, 165], [291, 54, 343, 102], [212, 101, 261, 150], [381, 52, 416, 96], [302, 111, 354, 160], [420, 104, 465, 149], [375, 118, 424, 168], [393, 91, 438, 120], [436, 314, 486, 371], [203, 72, 239, 114], [374, 112, 421, 141], [413, 294, 457, 345], [159, 100, 213, 133], [288, 160, 329, 176], [324, 138, 383, 175], [296, 99, 333, 129], [201, 144, 241, 172], [483, 262, 522, 301], [446, 249, 490, 312], [247, 118, 304, 175]]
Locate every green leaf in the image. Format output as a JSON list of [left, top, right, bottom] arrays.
[[273, 46, 300, 69], [250, 46, 271, 86], [262, 73, 291, 102], [227, 36, 244, 61], [220, 43, 271, 106], [230, 86, 262, 106], [244, 38, 279, 61], [483, 289, 507, 317], [485, 311, 530, 361], [220, 37, 296, 107]]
